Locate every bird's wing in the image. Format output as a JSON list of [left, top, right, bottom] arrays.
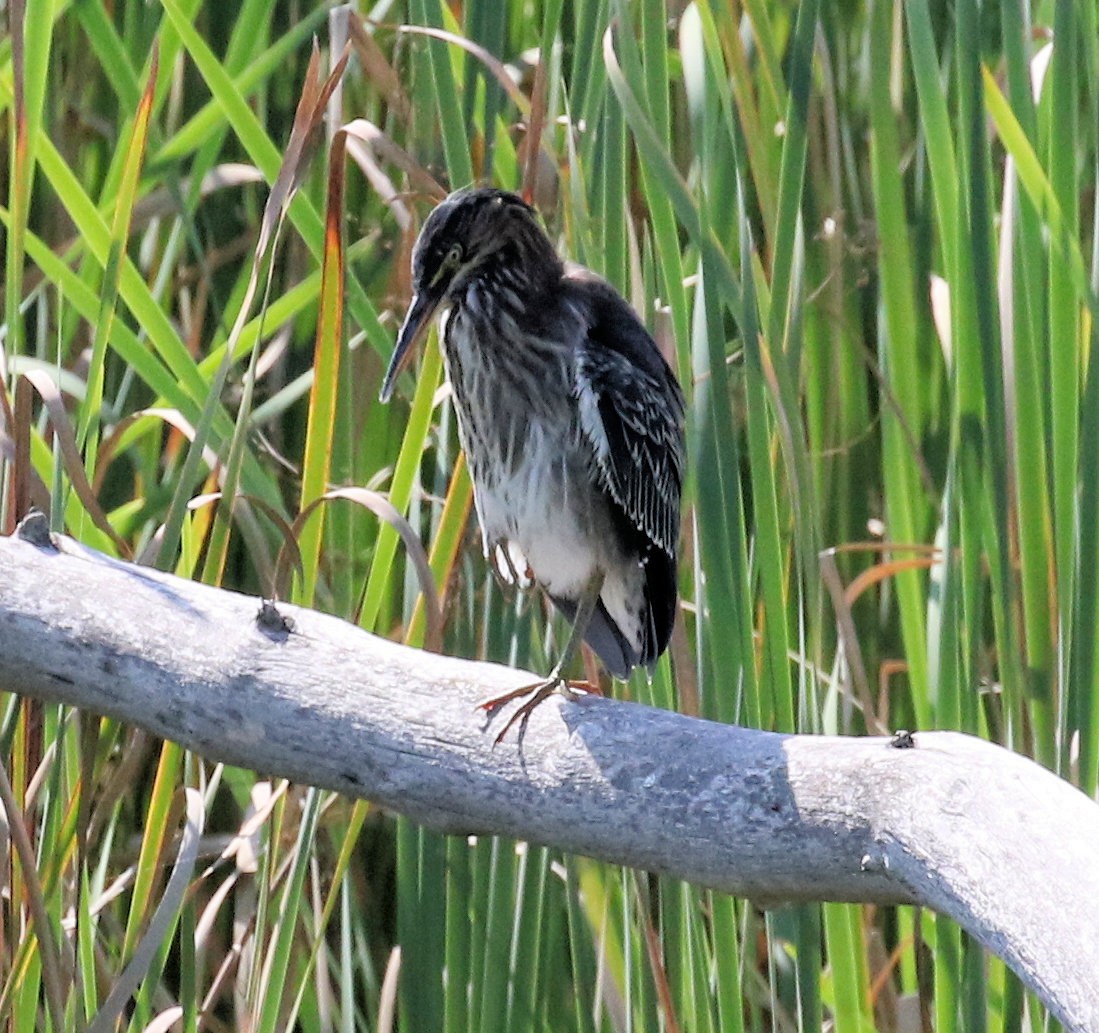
[[571, 272, 686, 558]]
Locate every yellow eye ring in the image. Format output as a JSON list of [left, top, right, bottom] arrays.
[[428, 244, 465, 289]]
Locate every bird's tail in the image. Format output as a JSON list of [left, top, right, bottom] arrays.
[[641, 548, 677, 668]]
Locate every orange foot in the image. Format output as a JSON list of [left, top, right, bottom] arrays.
[[478, 678, 593, 745]]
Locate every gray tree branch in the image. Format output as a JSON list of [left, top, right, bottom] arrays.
[[0, 523, 1096, 1029]]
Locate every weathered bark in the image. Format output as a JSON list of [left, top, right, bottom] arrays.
[[0, 522, 1096, 1029]]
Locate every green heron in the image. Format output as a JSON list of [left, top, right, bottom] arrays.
[[381, 187, 685, 741]]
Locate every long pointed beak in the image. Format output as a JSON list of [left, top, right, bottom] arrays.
[[379, 291, 441, 403]]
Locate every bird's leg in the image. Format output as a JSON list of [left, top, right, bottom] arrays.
[[478, 569, 605, 744]]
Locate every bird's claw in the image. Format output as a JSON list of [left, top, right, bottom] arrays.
[[478, 677, 592, 745], [488, 539, 534, 591]]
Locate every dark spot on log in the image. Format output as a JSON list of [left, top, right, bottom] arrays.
[[256, 600, 294, 640], [890, 729, 915, 749], [343, 771, 363, 787], [227, 674, 256, 695], [50, 671, 75, 686], [100, 655, 117, 675], [16, 509, 56, 550], [770, 801, 781, 813]]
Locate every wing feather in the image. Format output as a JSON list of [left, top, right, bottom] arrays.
[[571, 273, 685, 559]]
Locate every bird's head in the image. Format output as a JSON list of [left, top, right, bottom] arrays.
[[380, 188, 556, 401]]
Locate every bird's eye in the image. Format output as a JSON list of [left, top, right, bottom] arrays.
[[428, 244, 465, 289]]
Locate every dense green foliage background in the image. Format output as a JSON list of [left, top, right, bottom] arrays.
[[1, 0, 1096, 1029]]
